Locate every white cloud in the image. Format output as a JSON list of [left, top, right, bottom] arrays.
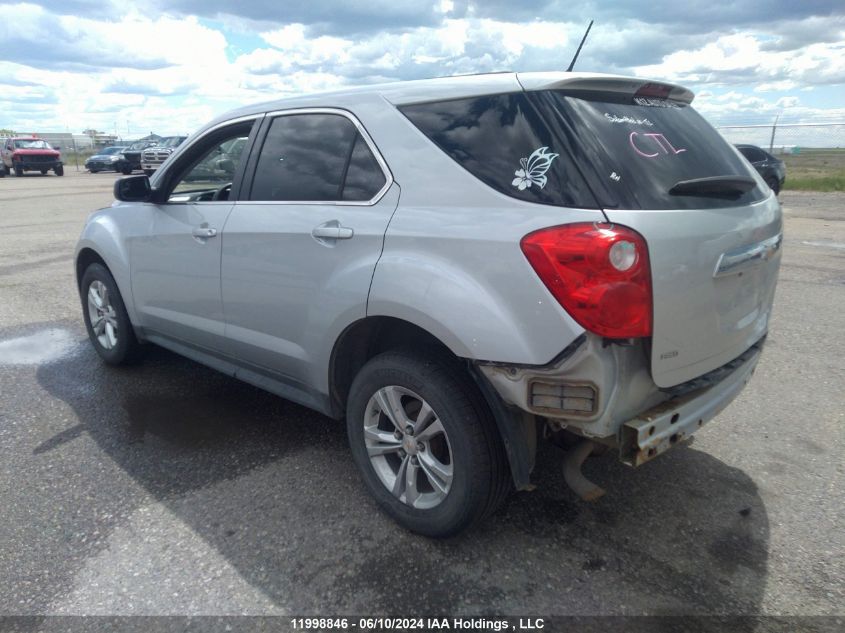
[[0, 3, 843, 134], [635, 33, 845, 87], [0, 4, 228, 69]]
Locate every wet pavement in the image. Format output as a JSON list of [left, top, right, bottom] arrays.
[[0, 173, 842, 619]]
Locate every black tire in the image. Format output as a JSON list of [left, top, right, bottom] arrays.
[[346, 350, 510, 537], [55, 165, 63, 176], [90, 169, 99, 174], [14, 166, 23, 177], [121, 167, 132, 175], [143, 169, 154, 177], [40, 169, 47, 175], [80, 263, 143, 365], [766, 176, 780, 195]]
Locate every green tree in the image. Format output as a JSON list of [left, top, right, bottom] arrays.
[[0, 128, 16, 136]]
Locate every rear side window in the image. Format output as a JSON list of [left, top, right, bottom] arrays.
[[250, 113, 387, 202], [342, 134, 387, 201], [535, 91, 765, 210], [400, 94, 598, 208]]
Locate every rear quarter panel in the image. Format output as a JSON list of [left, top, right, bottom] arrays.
[[360, 97, 604, 364]]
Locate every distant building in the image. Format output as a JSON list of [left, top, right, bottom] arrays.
[[26, 132, 164, 151], [28, 133, 95, 151]]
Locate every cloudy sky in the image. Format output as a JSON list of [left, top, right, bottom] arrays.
[[0, 0, 843, 137]]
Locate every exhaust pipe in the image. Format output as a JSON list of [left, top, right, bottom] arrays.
[[563, 439, 606, 501]]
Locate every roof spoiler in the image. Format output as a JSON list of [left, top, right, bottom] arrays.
[[516, 73, 695, 104]]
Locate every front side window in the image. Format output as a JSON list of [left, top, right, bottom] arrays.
[[249, 113, 387, 202], [167, 124, 253, 202]]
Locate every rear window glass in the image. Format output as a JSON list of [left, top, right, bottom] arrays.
[[535, 91, 765, 210], [400, 94, 598, 209]]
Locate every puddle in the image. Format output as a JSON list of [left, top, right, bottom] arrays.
[[0, 328, 79, 365], [801, 240, 845, 250]]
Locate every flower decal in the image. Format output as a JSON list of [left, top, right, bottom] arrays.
[[512, 147, 559, 190]]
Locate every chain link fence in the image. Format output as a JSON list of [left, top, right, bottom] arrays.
[[716, 122, 845, 190], [715, 122, 845, 156]]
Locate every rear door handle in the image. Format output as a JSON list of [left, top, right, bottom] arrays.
[[312, 223, 354, 240], [192, 227, 217, 238]]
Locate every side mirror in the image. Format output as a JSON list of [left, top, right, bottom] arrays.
[[114, 175, 152, 202]]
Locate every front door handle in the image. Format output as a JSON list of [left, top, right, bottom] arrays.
[[192, 227, 218, 238], [312, 222, 354, 240]]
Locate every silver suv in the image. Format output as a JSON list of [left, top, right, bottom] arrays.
[[75, 72, 782, 537]]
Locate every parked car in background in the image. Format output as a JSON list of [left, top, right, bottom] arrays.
[[75, 72, 781, 537], [84, 146, 128, 173], [735, 144, 786, 194], [116, 140, 159, 175], [2, 136, 63, 176], [0, 136, 7, 177], [141, 136, 187, 175]]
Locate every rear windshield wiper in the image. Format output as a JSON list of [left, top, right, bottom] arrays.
[[669, 175, 756, 198]]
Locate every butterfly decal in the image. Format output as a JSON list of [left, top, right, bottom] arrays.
[[512, 147, 559, 190]]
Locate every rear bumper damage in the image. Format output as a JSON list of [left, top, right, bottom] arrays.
[[619, 343, 761, 466], [479, 334, 764, 468]]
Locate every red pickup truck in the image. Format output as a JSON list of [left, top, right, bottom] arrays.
[[1, 136, 63, 177]]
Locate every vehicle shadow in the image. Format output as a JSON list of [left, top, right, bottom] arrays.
[[32, 330, 770, 616]]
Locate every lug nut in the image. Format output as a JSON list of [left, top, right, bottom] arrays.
[[394, 430, 402, 440], [417, 442, 425, 451], [399, 450, 406, 458], [405, 425, 414, 436], [411, 456, 419, 465]]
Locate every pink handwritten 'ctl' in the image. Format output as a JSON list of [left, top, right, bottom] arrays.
[[629, 132, 687, 158]]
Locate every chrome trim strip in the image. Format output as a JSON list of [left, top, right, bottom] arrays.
[[713, 233, 783, 278]]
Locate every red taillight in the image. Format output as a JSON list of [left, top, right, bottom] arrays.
[[521, 223, 652, 338]]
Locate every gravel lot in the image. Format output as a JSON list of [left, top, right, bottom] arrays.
[[0, 171, 842, 622]]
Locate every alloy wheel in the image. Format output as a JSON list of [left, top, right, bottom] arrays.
[[86, 280, 118, 350], [364, 385, 454, 509]]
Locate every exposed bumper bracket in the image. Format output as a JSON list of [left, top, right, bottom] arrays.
[[620, 347, 761, 467]]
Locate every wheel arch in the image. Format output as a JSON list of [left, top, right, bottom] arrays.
[[329, 316, 451, 418], [75, 247, 108, 290], [74, 233, 140, 329], [329, 315, 533, 489]]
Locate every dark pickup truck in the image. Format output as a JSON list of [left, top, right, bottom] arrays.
[[115, 140, 159, 175]]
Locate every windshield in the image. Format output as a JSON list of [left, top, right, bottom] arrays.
[[99, 147, 123, 155], [161, 136, 185, 148], [535, 91, 765, 210], [13, 139, 52, 150]]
